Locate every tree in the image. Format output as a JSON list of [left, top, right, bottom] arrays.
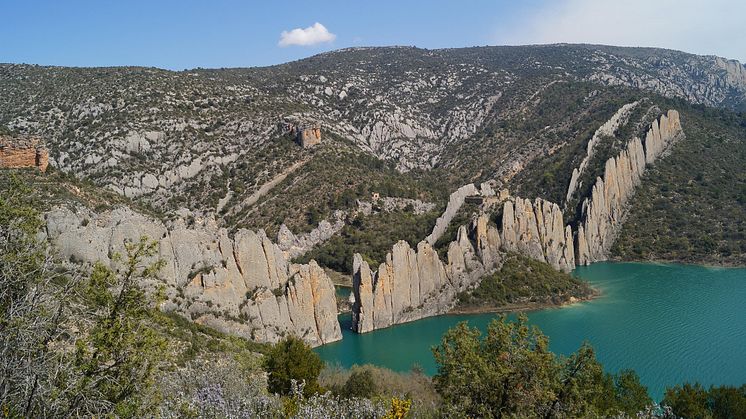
[[432, 316, 654, 418], [613, 369, 653, 415], [663, 383, 711, 419], [63, 237, 167, 417], [264, 336, 324, 397], [544, 343, 612, 418], [664, 383, 746, 419], [709, 384, 746, 419], [432, 315, 556, 418], [0, 175, 78, 417], [1, 173, 168, 417]]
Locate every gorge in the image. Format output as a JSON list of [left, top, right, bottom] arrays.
[[351, 109, 684, 333], [3, 12, 746, 413]]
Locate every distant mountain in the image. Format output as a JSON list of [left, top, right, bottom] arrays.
[[1, 44, 745, 266]]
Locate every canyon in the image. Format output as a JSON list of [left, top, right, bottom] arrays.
[[38, 109, 686, 339], [352, 109, 684, 333]]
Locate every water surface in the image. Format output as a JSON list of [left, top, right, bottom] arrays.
[[316, 262, 746, 400]]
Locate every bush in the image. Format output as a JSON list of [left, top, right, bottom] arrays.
[[432, 316, 653, 418], [264, 336, 324, 397], [663, 383, 746, 419], [342, 369, 377, 398]]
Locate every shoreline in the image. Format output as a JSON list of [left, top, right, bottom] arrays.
[[448, 287, 601, 316], [607, 257, 746, 270]]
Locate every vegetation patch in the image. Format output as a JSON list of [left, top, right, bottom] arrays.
[[295, 208, 439, 273], [613, 103, 746, 265], [456, 253, 594, 311]]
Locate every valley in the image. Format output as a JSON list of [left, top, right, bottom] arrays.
[[2, 42, 746, 417]]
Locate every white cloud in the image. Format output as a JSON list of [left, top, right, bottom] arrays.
[[495, 0, 746, 62], [278, 22, 336, 47]]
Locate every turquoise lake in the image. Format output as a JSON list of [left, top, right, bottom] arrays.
[[316, 262, 746, 401]]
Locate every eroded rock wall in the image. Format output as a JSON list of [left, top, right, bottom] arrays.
[[499, 197, 575, 273], [425, 183, 480, 245], [565, 102, 639, 206], [352, 213, 502, 333], [576, 110, 683, 265], [352, 110, 684, 333], [45, 206, 341, 347]]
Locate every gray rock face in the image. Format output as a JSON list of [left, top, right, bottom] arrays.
[[576, 110, 683, 265], [565, 102, 639, 205], [351, 240, 451, 332], [44, 206, 341, 347], [499, 197, 575, 273], [425, 183, 479, 245], [352, 110, 684, 333], [352, 213, 502, 333], [276, 210, 346, 259]]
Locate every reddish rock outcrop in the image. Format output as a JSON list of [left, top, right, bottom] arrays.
[[0, 135, 49, 172]]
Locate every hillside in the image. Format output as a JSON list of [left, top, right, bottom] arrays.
[[2, 44, 745, 284]]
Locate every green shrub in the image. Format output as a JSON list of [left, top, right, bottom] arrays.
[[264, 336, 324, 396], [342, 369, 377, 398]]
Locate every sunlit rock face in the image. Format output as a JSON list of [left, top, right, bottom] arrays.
[[45, 206, 341, 347], [576, 110, 683, 265]]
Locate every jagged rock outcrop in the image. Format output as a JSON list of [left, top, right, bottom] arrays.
[[0, 135, 49, 172], [499, 197, 575, 273], [352, 110, 684, 333], [352, 213, 502, 333], [276, 210, 346, 259], [352, 241, 450, 333], [425, 183, 479, 245], [576, 110, 683, 265], [44, 206, 341, 347], [565, 102, 639, 205]]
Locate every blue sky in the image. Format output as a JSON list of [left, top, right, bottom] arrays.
[[2, 0, 744, 69]]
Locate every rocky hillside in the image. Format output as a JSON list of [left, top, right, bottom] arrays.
[[2, 45, 745, 235], [2, 44, 745, 340]]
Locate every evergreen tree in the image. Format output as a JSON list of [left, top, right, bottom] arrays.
[[264, 336, 324, 397], [64, 236, 167, 417]]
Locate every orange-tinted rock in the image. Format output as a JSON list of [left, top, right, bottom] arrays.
[[0, 135, 49, 172]]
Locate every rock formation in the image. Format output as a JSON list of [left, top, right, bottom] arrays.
[[44, 206, 341, 347], [425, 183, 480, 245], [276, 211, 346, 259], [0, 135, 49, 172], [352, 110, 683, 333], [499, 197, 575, 272], [565, 102, 639, 205], [352, 212, 505, 333], [576, 110, 683, 265], [352, 241, 447, 332]]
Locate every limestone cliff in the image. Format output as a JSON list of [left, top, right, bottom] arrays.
[[424, 183, 480, 245], [352, 213, 502, 333], [352, 188, 582, 333], [352, 110, 684, 333], [499, 197, 575, 273], [44, 206, 342, 347], [565, 102, 639, 206], [576, 110, 683, 265]]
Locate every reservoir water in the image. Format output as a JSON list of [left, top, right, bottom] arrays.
[[316, 262, 746, 400]]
